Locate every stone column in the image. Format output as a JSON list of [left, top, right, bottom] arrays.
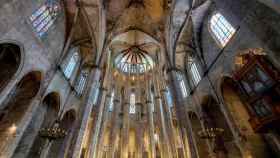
[[108, 98, 121, 158], [39, 140, 52, 158], [12, 100, 49, 158], [72, 67, 102, 158], [214, 135, 228, 158], [153, 74, 172, 158], [121, 101, 130, 158], [160, 88, 179, 158], [154, 96, 171, 158], [168, 69, 197, 158], [2, 97, 41, 158], [96, 94, 112, 158], [146, 82, 156, 158], [113, 89, 122, 158], [264, 131, 280, 156], [87, 86, 108, 158], [135, 117, 144, 158]]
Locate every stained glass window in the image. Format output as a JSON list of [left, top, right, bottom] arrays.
[[64, 52, 79, 79], [29, 0, 60, 38], [109, 91, 115, 112], [177, 73, 189, 98], [129, 93, 136, 114], [115, 46, 154, 75], [210, 13, 236, 47], [190, 62, 201, 85], [75, 71, 88, 95], [165, 87, 173, 107]]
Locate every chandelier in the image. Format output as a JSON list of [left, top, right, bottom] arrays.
[[198, 127, 224, 139], [39, 122, 67, 140]]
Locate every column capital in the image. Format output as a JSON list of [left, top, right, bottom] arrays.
[[166, 67, 180, 73], [154, 96, 161, 100], [145, 100, 152, 104], [100, 87, 108, 91], [123, 102, 130, 105], [135, 102, 142, 106], [91, 64, 101, 69], [113, 99, 120, 103]]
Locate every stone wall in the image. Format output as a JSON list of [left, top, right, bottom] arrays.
[[183, 0, 280, 157]]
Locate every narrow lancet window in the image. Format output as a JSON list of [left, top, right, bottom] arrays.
[[64, 52, 79, 79], [177, 73, 189, 98], [129, 93, 136, 114], [75, 71, 88, 95], [165, 87, 173, 107], [109, 91, 115, 112], [190, 62, 201, 85]]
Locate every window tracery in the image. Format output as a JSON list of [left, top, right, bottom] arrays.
[[210, 13, 236, 47], [186, 55, 201, 86], [64, 52, 79, 79], [29, 0, 61, 38], [190, 62, 201, 86], [75, 70, 88, 95], [114, 46, 154, 75], [177, 73, 189, 98]]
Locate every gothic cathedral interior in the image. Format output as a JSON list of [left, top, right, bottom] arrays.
[[0, 0, 280, 158]]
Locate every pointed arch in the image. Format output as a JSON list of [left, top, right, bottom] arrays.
[[200, 95, 242, 158], [0, 71, 42, 156], [220, 76, 274, 157], [0, 42, 23, 92], [20, 92, 61, 158], [47, 109, 76, 158]]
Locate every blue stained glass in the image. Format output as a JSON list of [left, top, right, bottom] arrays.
[[165, 87, 173, 107], [64, 52, 79, 78], [33, 10, 50, 28], [30, 5, 47, 21], [36, 16, 51, 32], [29, 0, 60, 38], [36, 10, 50, 23]]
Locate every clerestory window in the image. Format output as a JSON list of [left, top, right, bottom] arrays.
[[75, 71, 88, 95], [109, 91, 115, 112], [64, 52, 79, 79], [210, 13, 236, 47], [165, 87, 173, 107], [129, 93, 136, 114], [177, 73, 189, 98], [190, 62, 201, 86]]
